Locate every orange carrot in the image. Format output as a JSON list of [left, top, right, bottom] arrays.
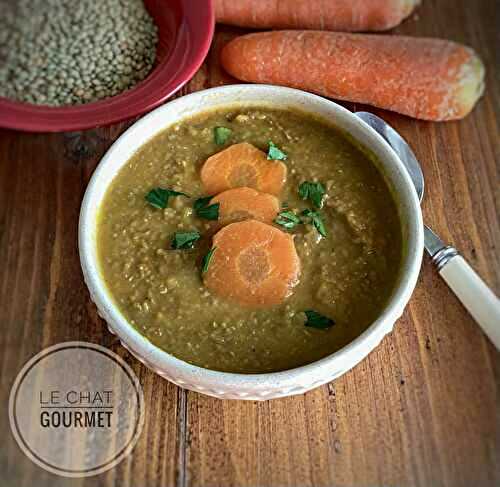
[[215, 0, 420, 32], [211, 187, 280, 225], [201, 142, 287, 195], [221, 31, 485, 121], [204, 220, 300, 308]]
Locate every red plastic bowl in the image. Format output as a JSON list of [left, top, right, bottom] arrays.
[[0, 0, 214, 132]]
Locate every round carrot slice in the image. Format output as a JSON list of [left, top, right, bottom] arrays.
[[211, 187, 280, 225], [204, 220, 301, 308], [201, 142, 287, 195]]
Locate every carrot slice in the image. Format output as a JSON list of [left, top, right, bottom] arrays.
[[215, 0, 420, 32], [204, 220, 300, 307], [210, 187, 280, 225], [201, 142, 287, 195], [221, 32, 485, 121]]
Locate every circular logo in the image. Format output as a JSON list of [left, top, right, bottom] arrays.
[[9, 342, 144, 477]]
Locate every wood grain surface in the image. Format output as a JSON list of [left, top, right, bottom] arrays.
[[1, 1, 499, 486]]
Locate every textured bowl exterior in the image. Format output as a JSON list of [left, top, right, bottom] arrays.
[[79, 85, 424, 400], [0, 0, 214, 132]]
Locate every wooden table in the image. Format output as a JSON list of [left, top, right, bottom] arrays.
[[1, 1, 498, 486]]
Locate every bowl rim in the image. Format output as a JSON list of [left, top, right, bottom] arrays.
[[79, 84, 424, 391], [0, 0, 215, 132]]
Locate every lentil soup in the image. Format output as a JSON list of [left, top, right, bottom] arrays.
[[97, 106, 402, 373]]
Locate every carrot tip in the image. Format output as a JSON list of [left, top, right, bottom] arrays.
[[454, 52, 485, 119]]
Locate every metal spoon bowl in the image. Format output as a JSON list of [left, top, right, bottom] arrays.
[[355, 111, 500, 350]]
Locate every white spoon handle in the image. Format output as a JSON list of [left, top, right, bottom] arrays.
[[439, 255, 500, 349]]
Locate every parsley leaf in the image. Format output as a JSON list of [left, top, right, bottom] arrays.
[[274, 210, 302, 230], [201, 247, 217, 274], [304, 310, 335, 329], [171, 231, 201, 250], [194, 196, 219, 220], [197, 203, 219, 220], [194, 196, 213, 210], [146, 188, 189, 209], [267, 141, 287, 161], [301, 209, 327, 237], [298, 181, 325, 208], [214, 126, 232, 145]]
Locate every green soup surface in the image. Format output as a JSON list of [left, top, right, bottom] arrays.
[[97, 106, 402, 373]]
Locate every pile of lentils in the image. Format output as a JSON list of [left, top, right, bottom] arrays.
[[0, 0, 158, 106]]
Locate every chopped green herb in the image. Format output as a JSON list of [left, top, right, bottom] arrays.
[[194, 196, 213, 210], [201, 247, 217, 274], [197, 203, 219, 220], [302, 209, 327, 237], [194, 196, 219, 220], [267, 141, 287, 161], [304, 310, 335, 329], [146, 187, 189, 209], [299, 181, 325, 208], [214, 126, 232, 145], [171, 231, 201, 250], [274, 210, 302, 230]]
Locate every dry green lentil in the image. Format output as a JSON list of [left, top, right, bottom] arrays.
[[0, 0, 157, 106], [97, 106, 403, 373]]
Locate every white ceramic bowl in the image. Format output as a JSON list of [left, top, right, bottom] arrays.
[[79, 85, 423, 400]]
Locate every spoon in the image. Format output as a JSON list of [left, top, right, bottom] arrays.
[[355, 111, 500, 350]]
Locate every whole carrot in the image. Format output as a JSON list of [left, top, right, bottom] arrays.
[[215, 0, 420, 32], [221, 31, 485, 121]]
